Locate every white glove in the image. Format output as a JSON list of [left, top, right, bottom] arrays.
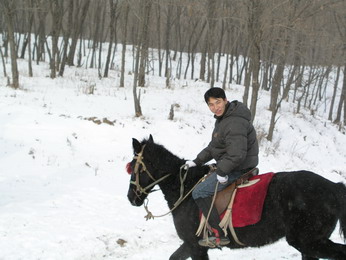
[[183, 160, 196, 169], [217, 174, 228, 184]]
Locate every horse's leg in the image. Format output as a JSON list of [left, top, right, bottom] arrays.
[[304, 240, 346, 260], [302, 255, 318, 260], [169, 242, 209, 260], [287, 235, 346, 260], [189, 243, 209, 260], [169, 242, 190, 260], [285, 213, 346, 260]]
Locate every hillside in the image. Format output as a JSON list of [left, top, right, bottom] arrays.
[[0, 53, 345, 259]]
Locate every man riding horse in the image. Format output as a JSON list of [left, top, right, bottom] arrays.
[[183, 87, 259, 247]]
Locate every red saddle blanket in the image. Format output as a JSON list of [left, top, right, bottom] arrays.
[[220, 172, 275, 227]]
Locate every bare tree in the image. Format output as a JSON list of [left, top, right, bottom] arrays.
[[332, 4, 346, 126], [246, 0, 263, 122], [164, 0, 173, 80], [104, 0, 119, 78], [132, 0, 152, 117], [334, 66, 346, 125], [138, 0, 152, 87], [328, 66, 341, 121], [59, 0, 74, 76], [120, 0, 130, 88], [34, 0, 49, 64], [49, 0, 64, 79], [0, 43, 7, 78], [89, 1, 102, 69], [67, 0, 91, 66], [155, 1, 163, 77], [26, 0, 34, 77], [1, 0, 19, 89], [206, 0, 217, 87]]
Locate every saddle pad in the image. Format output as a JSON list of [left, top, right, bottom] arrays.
[[229, 172, 274, 227]]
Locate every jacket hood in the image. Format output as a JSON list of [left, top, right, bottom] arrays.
[[215, 101, 251, 122]]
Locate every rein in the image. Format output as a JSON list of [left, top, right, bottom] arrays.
[[144, 165, 207, 220], [131, 144, 208, 220]]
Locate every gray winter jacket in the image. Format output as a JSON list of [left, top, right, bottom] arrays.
[[193, 100, 259, 177]]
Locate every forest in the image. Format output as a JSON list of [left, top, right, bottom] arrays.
[[0, 0, 345, 140]]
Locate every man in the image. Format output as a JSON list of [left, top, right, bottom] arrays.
[[184, 87, 259, 247]]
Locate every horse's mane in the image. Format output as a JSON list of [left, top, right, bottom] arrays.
[[142, 138, 210, 187], [142, 138, 184, 171]]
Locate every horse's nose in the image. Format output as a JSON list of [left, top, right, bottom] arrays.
[[127, 190, 138, 206]]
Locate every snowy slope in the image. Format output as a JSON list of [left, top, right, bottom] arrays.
[[0, 55, 345, 260]]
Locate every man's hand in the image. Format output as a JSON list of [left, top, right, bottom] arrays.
[[217, 174, 228, 184], [182, 160, 196, 170]]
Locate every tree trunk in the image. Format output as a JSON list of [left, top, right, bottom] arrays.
[[138, 0, 152, 87], [242, 58, 251, 107], [133, 40, 142, 117], [120, 1, 129, 88], [229, 54, 234, 84], [206, 0, 217, 87], [164, 2, 172, 78], [133, 0, 150, 117], [90, 2, 102, 69], [27, 0, 34, 77], [334, 64, 346, 125], [216, 19, 225, 82], [155, 3, 163, 77], [1, 0, 19, 89], [222, 53, 229, 90], [36, 1, 48, 64], [191, 20, 207, 80], [59, 0, 74, 76], [20, 34, 29, 59], [328, 66, 341, 121], [104, 0, 118, 78], [0, 45, 7, 77], [50, 0, 63, 79], [247, 0, 263, 122], [184, 20, 198, 80], [67, 0, 91, 66], [97, 4, 107, 77], [249, 43, 261, 122], [199, 42, 207, 81]]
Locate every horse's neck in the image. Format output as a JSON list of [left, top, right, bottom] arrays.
[[158, 166, 208, 209]]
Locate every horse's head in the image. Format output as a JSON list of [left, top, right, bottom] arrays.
[[126, 135, 172, 206]]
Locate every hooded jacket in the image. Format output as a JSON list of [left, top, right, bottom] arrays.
[[193, 100, 259, 177]]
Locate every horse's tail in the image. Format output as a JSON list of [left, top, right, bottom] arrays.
[[336, 182, 346, 241]]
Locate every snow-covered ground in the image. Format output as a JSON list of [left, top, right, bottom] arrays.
[[0, 48, 345, 259]]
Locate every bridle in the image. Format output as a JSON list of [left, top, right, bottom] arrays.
[[130, 144, 172, 197], [129, 143, 209, 220]]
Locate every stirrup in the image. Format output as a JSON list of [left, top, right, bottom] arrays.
[[198, 236, 230, 248], [199, 228, 230, 248]]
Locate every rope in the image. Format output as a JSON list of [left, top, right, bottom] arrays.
[[201, 181, 219, 246], [219, 186, 246, 246], [143, 166, 207, 220]]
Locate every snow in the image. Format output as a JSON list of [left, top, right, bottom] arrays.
[[0, 50, 345, 260]]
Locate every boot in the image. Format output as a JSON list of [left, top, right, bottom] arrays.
[[195, 197, 230, 247]]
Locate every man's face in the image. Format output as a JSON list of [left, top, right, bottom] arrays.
[[207, 97, 228, 117]]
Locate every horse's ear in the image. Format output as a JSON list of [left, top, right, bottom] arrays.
[[148, 134, 154, 143], [132, 138, 141, 154]]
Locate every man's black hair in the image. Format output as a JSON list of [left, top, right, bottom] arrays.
[[204, 87, 227, 103]]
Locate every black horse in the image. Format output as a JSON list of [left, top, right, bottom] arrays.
[[127, 135, 346, 260]]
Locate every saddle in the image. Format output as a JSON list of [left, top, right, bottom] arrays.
[[214, 167, 259, 214], [196, 167, 259, 246]]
